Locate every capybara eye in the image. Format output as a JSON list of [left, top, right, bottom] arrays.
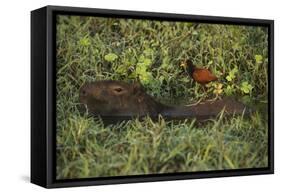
[[114, 87, 123, 92]]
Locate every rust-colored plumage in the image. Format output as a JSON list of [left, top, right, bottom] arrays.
[[183, 60, 218, 84]]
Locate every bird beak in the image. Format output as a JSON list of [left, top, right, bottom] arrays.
[[180, 63, 187, 68]]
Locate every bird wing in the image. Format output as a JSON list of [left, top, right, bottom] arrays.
[[193, 69, 217, 83]]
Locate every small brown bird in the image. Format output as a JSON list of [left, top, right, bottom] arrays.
[[181, 60, 218, 84]]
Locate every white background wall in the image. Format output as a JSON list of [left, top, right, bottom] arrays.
[[0, 0, 279, 193]]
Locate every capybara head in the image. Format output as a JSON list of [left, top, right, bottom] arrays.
[[79, 80, 161, 116]]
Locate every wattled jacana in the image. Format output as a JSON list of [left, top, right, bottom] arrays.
[[181, 60, 218, 85]]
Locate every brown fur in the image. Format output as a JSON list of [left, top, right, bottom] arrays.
[[79, 80, 251, 119]]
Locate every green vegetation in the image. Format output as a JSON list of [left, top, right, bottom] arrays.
[[56, 15, 268, 179]]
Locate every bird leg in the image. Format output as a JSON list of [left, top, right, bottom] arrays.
[[185, 98, 204, 106], [207, 94, 222, 103], [186, 85, 206, 106], [185, 96, 206, 106]]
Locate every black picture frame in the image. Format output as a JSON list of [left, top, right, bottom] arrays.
[[31, 5, 274, 188]]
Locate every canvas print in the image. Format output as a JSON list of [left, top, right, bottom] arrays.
[[55, 15, 269, 179]]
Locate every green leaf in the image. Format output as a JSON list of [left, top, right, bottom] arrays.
[[159, 75, 165, 83], [226, 75, 232, 82], [143, 58, 152, 66], [136, 65, 147, 75], [233, 66, 238, 73], [143, 48, 154, 57], [226, 66, 238, 82], [192, 31, 198, 35], [104, 53, 118, 62], [79, 37, 90, 46], [225, 85, 235, 95], [240, 81, 253, 94], [255, 55, 263, 64], [115, 65, 127, 75]]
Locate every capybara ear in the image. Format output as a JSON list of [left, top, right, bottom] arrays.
[[132, 81, 144, 94]]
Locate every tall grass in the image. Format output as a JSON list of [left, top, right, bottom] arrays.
[[56, 15, 268, 179]]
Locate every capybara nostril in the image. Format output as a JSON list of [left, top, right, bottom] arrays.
[[81, 89, 87, 96]]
